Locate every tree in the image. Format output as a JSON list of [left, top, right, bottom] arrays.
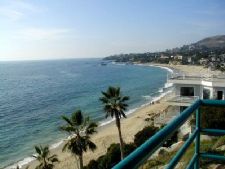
[[60, 110, 97, 169], [32, 145, 59, 169], [100, 86, 129, 160]]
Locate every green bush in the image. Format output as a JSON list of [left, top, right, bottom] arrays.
[[134, 126, 159, 147], [163, 130, 178, 147], [84, 143, 136, 169], [105, 143, 121, 167], [85, 125, 178, 169], [84, 160, 99, 169]]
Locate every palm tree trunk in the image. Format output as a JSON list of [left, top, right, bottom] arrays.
[[79, 154, 83, 169], [115, 116, 124, 160]]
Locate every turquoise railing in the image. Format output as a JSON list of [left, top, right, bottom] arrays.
[[113, 99, 225, 169]]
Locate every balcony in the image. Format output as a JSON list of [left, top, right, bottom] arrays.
[[166, 95, 199, 106], [113, 100, 225, 169]]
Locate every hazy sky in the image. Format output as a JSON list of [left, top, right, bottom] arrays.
[[0, 0, 225, 61]]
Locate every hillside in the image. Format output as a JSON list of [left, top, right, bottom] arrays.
[[103, 35, 225, 71], [195, 35, 225, 48]]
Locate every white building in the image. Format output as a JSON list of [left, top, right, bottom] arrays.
[[168, 73, 225, 102], [155, 73, 225, 138]]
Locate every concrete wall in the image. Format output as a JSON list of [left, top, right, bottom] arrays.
[[174, 84, 225, 100], [174, 84, 202, 98]]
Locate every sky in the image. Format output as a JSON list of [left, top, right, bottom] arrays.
[[0, 0, 225, 61]]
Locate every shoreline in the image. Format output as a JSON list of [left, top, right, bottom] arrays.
[[9, 63, 221, 169], [6, 64, 174, 169]]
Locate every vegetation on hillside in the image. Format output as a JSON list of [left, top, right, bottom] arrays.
[[84, 125, 178, 169]]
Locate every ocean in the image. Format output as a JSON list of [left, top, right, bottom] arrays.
[[0, 58, 172, 168]]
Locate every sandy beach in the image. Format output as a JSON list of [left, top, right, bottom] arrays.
[[151, 63, 222, 75], [21, 64, 221, 169]]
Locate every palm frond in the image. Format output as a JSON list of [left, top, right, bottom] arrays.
[[101, 91, 110, 99], [72, 110, 83, 125], [115, 87, 120, 97], [108, 86, 116, 96], [121, 111, 127, 118], [99, 96, 109, 103], [59, 125, 75, 133], [61, 115, 73, 126], [35, 146, 41, 155], [33, 145, 58, 169], [85, 122, 98, 135], [60, 110, 97, 162], [62, 142, 69, 152], [86, 139, 97, 152], [122, 96, 129, 101]]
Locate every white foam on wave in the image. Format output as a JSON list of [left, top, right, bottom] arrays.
[[164, 82, 173, 88], [99, 107, 138, 127], [111, 62, 126, 66], [50, 140, 64, 149], [151, 90, 172, 103], [149, 65, 174, 73], [158, 88, 163, 93], [142, 95, 151, 99], [5, 156, 35, 169], [5, 139, 65, 169]]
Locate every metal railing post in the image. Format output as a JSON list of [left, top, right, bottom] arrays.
[[195, 108, 200, 169]]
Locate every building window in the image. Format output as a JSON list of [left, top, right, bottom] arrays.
[[217, 91, 223, 100], [203, 88, 210, 99], [180, 87, 194, 96]]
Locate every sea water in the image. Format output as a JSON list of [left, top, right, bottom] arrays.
[[0, 58, 172, 168]]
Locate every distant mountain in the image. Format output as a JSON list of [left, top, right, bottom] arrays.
[[194, 35, 225, 48]]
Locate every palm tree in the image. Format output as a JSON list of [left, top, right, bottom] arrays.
[[32, 145, 59, 169], [60, 110, 97, 169], [100, 86, 129, 160]]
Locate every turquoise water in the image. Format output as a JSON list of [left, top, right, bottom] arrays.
[[0, 59, 171, 168]]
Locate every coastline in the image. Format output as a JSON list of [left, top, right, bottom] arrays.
[[10, 63, 220, 169], [4, 64, 173, 169]]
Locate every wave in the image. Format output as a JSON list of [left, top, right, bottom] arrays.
[[5, 156, 35, 169], [158, 88, 163, 93], [5, 139, 66, 169], [99, 107, 138, 127], [164, 82, 173, 88], [142, 95, 152, 99], [149, 64, 174, 73], [50, 140, 64, 149], [151, 90, 172, 103], [111, 62, 126, 66]]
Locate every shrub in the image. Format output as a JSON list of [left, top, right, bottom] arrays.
[[97, 155, 110, 169], [105, 143, 121, 167], [124, 143, 136, 156], [134, 126, 159, 147], [83, 160, 99, 169], [84, 143, 136, 169], [163, 130, 178, 147]]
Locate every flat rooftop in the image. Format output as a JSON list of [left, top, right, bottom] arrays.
[[168, 73, 225, 87]]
